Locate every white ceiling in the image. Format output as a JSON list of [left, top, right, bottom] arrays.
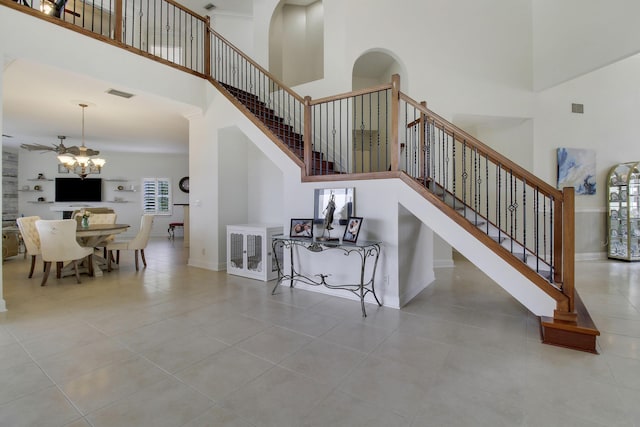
[[3, 58, 194, 154]]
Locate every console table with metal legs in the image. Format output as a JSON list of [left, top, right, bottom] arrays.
[[271, 236, 382, 317]]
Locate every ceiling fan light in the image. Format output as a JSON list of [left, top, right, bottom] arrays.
[[57, 154, 75, 165], [75, 156, 90, 166], [91, 158, 106, 167]]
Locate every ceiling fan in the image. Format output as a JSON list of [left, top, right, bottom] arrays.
[[20, 135, 100, 157]]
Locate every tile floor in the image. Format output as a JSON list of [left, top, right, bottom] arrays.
[[1, 238, 640, 426]]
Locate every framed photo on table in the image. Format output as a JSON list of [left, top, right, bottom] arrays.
[[290, 218, 313, 238], [342, 217, 363, 243]]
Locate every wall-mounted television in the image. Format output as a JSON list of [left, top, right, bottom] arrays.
[[55, 178, 103, 202]]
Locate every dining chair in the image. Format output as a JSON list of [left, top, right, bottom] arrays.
[[16, 216, 42, 278], [35, 219, 94, 286], [107, 214, 154, 271]]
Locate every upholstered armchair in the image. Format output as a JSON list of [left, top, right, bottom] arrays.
[[35, 219, 94, 286], [16, 216, 42, 278], [106, 214, 154, 271]]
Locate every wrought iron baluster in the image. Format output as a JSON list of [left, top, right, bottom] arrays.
[[461, 140, 467, 209], [497, 164, 502, 242], [522, 177, 527, 262], [485, 153, 489, 233]]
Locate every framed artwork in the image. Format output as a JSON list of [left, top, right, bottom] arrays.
[[58, 163, 69, 174], [314, 188, 354, 226], [557, 148, 596, 195], [290, 218, 313, 238], [342, 216, 363, 243]]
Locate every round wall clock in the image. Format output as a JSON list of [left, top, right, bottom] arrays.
[[179, 176, 189, 193]]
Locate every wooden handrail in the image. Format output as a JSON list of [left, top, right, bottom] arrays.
[[210, 29, 305, 104], [309, 83, 393, 106], [400, 91, 563, 200]]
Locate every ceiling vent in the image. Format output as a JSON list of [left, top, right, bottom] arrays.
[[106, 89, 135, 99], [571, 103, 584, 114], [204, 3, 216, 10]]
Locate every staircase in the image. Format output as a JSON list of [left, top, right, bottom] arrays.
[[1, 0, 599, 352], [219, 83, 339, 175]]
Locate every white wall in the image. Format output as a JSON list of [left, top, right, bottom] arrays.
[[211, 13, 255, 58], [534, 53, 640, 256], [532, 0, 640, 91], [17, 150, 188, 238], [0, 55, 6, 312]]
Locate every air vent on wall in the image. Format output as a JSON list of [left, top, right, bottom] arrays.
[[571, 103, 584, 114], [106, 89, 135, 99]]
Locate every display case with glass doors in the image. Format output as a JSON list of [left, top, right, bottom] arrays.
[[607, 162, 640, 261]]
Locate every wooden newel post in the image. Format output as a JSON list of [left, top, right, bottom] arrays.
[[114, 0, 123, 43], [303, 96, 312, 177], [554, 186, 577, 321], [204, 16, 211, 78], [390, 74, 400, 172]]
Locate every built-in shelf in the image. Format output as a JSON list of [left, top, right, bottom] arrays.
[[114, 189, 136, 192], [106, 201, 130, 203], [27, 178, 53, 182], [104, 179, 128, 182], [27, 201, 53, 204], [18, 189, 43, 192]]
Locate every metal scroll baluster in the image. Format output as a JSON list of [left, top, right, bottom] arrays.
[[522, 177, 527, 263]]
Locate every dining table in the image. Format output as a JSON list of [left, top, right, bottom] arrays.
[[71, 223, 130, 277]]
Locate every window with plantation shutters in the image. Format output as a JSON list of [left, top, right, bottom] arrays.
[[142, 178, 171, 215]]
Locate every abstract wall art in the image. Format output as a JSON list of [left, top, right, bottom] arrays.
[[557, 148, 596, 195]]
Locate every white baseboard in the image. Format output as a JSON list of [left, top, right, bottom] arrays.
[[575, 252, 607, 261]]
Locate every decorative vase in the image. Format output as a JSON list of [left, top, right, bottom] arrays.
[[81, 217, 89, 228]]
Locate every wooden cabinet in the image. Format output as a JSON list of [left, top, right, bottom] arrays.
[[607, 162, 640, 261], [226, 224, 283, 281]]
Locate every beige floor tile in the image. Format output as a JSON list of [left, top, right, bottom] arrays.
[[0, 341, 34, 371], [201, 313, 270, 345], [0, 360, 54, 405], [140, 329, 228, 373], [220, 366, 332, 427], [0, 386, 81, 427], [181, 405, 256, 427], [338, 355, 436, 418], [319, 319, 394, 353], [410, 379, 525, 427], [87, 378, 213, 427], [2, 239, 640, 425], [371, 331, 452, 370], [37, 337, 136, 384], [21, 322, 107, 361], [302, 391, 409, 427], [236, 325, 311, 363], [279, 339, 365, 387], [175, 346, 274, 401], [61, 356, 171, 415]]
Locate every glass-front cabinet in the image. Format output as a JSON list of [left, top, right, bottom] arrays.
[[607, 162, 640, 261]]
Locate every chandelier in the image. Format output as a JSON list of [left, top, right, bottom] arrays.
[[57, 103, 106, 179]]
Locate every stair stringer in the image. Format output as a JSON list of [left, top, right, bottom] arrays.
[[396, 177, 559, 317]]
